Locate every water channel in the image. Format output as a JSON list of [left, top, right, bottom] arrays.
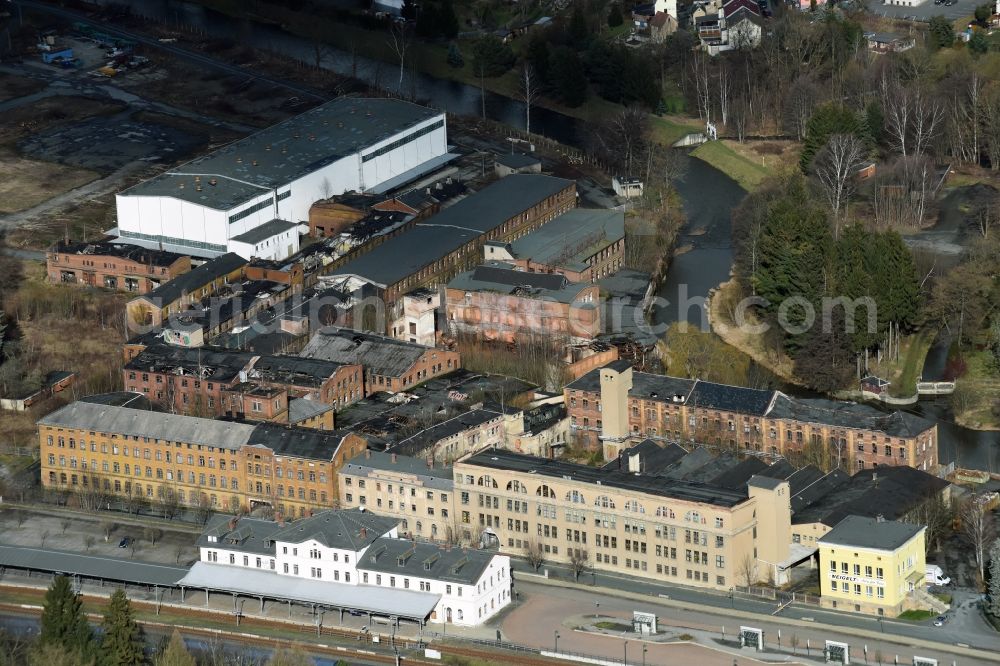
[[79, 0, 1000, 469]]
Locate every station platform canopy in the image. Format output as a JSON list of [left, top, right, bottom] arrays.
[[0, 545, 188, 587], [178, 561, 441, 621]]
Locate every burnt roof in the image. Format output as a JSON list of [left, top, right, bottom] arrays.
[[50, 240, 184, 267]]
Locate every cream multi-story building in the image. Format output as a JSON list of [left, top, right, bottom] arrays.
[[339, 450, 455, 543], [452, 448, 793, 591]]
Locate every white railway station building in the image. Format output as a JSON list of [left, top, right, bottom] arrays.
[[185, 508, 511, 627], [112, 97, 452, 261]]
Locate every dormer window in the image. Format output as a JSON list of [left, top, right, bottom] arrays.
[[207, 535, 217, 543]]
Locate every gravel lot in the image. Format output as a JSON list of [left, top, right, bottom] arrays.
[[0, 507, 200, 566]]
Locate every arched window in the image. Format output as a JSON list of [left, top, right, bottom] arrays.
[[624, 499, 645, 514], [594, 495, 616, 509], [536, 484, 555, 498], [685, 510, 702, 523], [655, 506, 675, 518], [477, 475, 498, 488], [565, 490, 585, 504], [507, 480, 527, 493]]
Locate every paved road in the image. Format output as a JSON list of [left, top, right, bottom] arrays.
[[506, 579, 992, 666], [14, 0, 328, 102], [509, 557, 1000, 653]]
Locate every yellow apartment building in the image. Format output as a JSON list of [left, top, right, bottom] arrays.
[[818, 515, 926, 615], [38, 400, 365, 519]]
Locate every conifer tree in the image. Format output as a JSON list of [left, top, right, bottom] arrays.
[[155, 630, 194, 666], [39, 576, 95, 660], [99, 589, 144, 666]]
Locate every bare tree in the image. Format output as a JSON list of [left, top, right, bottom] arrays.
[[100, 521, 115, 542], [568, 548, 590, 581], [737, 554, 757, 587], [881, 72, 911, 157], [143, 526, 162, 546], [519, 63, 537, 135], [961, 497, 994, 585], [387, 21, 411, 94], [174, 544, 185, 565], [40, 530, 49, 548], [524, 539, 545, 572], [690, 51, 712, 123], [60, 518, 71, 535], [813, 134, 865, 237], [912, 89, 944, 158], [905, 491, 953, 554], [83, 535, 95, 552], [784, 76, 819, 141], [196, 494, 214, 525], [718, 62, 732, 126], [160, 487, 180, 520]]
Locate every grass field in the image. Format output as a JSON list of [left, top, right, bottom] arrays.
[[898, 609, 936, 621], [0, 153, 100, 215], [690, 140, 770, 191], [650, 115, 701, 146]]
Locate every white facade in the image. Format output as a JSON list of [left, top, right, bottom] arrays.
[[228, 225, 302, 262], [115, 103, 448, 259], [198, 513, 510, 627], [358, 553, 511, 626], [391, 289, 441, 347]]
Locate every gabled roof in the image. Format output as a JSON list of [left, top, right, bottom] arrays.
[[195, 514, 284, 555], [688, 380, 774, 416], [139, 252, 246, 305], [270, 508, 398, 550], [819, 515, 923, 551], [723, 0, 762, 16], [357, 537, 499, 585], [37, 401, 257, 450]]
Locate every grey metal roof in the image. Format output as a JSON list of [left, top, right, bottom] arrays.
[[343, 451, 454, 490], [37, 401, 257, 450], [0, 545, 188, 586], [358, 537, 495, 586], [269, 508, 399, 550], [602, 440, 689, 474], [463, 449, 750, 508], [140, 252, 247, 305], [508, 208, 624, 272], [230, 219, 300, 246], [178, 561, 440, 619], [300, 327, 429, 378], [330, 175, 573, 287], [196, 515, 285, 556], [121, 98, 442, 211], [288, 397, 333, 424], [495, 153, 541, 169], [818, 515, 924, 551]]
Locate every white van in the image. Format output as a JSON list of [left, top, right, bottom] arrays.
[[926, 564, 951, 586]]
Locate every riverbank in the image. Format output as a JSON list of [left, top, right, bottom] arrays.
[[707, 278, 799, 384], [689, 139, 794, 192]]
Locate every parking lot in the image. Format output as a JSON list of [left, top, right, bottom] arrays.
[[872, 0, 974, 22], [0, 508, 200, 566]]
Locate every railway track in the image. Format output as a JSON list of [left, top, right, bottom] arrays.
[[0, 588, 572, 665]]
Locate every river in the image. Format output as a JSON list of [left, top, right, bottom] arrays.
[[64, 0, 1000, 469]]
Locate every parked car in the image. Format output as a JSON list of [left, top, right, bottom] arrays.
[[118, 536, 131, 548], [933, 616, 946, 627]]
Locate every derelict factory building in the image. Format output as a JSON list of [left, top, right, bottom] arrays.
[[113, 98, 451, 261]]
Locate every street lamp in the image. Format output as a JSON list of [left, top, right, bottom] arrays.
[[554, 630, 560, 653], [642, 644, 647, 666], [595, 601, 600, 618], [624, 641, 628, 666]]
